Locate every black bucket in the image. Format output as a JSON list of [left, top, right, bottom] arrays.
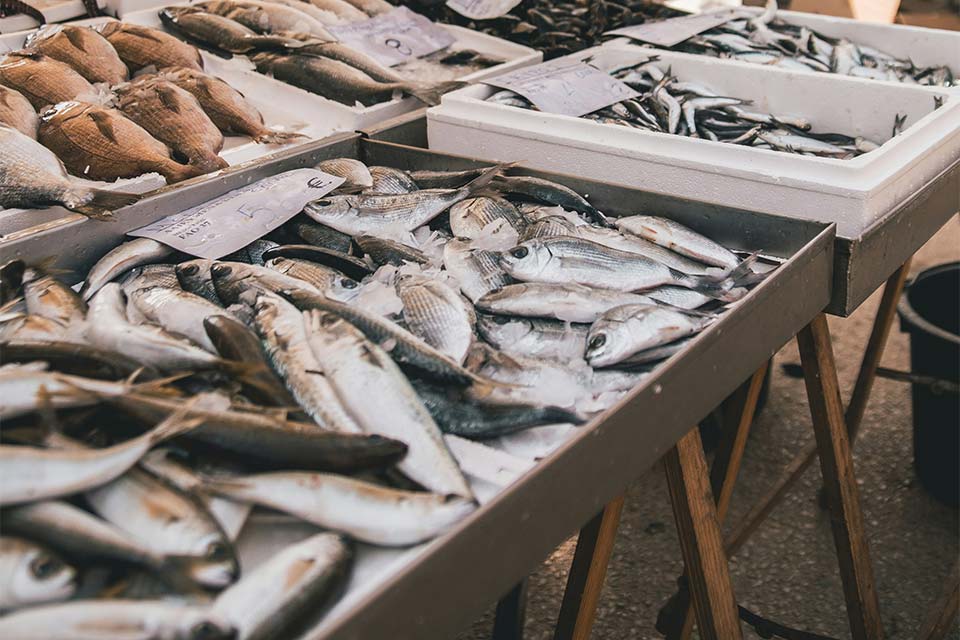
[[898, 262, 960, 506]]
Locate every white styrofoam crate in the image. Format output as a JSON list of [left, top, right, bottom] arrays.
[[0, 0, 105, 33], [427, 43, 960, 236]]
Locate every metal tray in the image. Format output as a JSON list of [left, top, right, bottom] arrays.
[[0, 135, 835, 640], [362, 113, 959, 317]]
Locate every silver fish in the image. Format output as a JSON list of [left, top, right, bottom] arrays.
[[81, 238, 175, 302], [614, 216, 739, 269], [206, 472, 476, 546], [0, 363, 138, 420], [449, 195, 526, 239], [210, 261, 322, 305], [0, 536, 76, 610], [0, 600, 235, 640], [367, 165, 419, 195], [22, 271, 86, 330], [396, 274, 474, 364], [120, 264, 180, 295], [128, 286, 233, 353], [476, 282, 655, 323], [304, 309, 474, 498], [585, 303, 713, 367], [213, 532, 352, 640], [316, 157, 373, 190], [175, 259, 220, 304], [264, 256, 359, 301], [476, 314, 588, 363], [355, 234, 428, 267], [442, 237, 511, 303]]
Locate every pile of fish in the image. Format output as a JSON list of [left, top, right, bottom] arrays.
[[0, 21, 303, 213], [0, 157, 768, 637], [156, 0, 503, 107], [401, 0, 683, 59], [487, 56, 888, 158], [667, 1, 956, 86]]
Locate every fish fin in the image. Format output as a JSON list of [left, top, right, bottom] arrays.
[[64, 27, 92, 53], [672, 253, 759, 302], [145, 397, 206, 445], [253, 129, 306, 145], [464, 162, 516, 197], [155, 84, 183, 113], [542, 406, 587, 425], [160, 161, 205, 185], [87, 110, 119, 145], [67, 187, 140, 218], [405, 80, 465, 106], [201, 476, 252, 497]]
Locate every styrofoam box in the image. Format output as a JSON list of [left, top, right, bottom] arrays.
[[609, 6, 959, 91], [0, 0, 105, 34], [427, 43, 960, 236]]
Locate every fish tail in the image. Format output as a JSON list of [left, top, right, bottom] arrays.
[[160, 161, 206, 185], [190, 154, 229, 174], [405, 80, 466, 106], [253, 128, 307, 144], [673, 252, 760, 301], [68, 187, 140, 218], [146, 399, 206, 445], [464, 162, 516, 197], [541, 406, 587, 425]]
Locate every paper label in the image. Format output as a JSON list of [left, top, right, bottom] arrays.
[[326, 7, 455, 67], [445, 0, 521, 20], [483, 59, 639, 117], [129, 169, 343, 259], [605, 9, 741, 47]]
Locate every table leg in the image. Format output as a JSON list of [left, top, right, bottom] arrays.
[[797, 314, 884, 640], [492, 579, 529, 640], [664, 428, 743, 640], [553, 495, 625, 640]]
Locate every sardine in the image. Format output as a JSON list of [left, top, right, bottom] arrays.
[[0, 600, 235, 640], [614, 215, 739, 268], [304, 309, 474, 498], [116, 78, 227, 174], [316, 157, 373, 189], [0, 409, 198, 506], [0, 51, 95, 111], [81, 238, 174, 301], [304, 163, 503, 235], [476, 314, 588, 362], [206, 472, 476, 545], [0, 85, 39, 138], [0, 536, 76, 610], [396, 274, 473, 364], [367, 165, 419, 194], [213, 533, 352, 640], [39, 101, 202, 184], [585, 303, 713, 367], [24, 24, 129, 85], [442, 237, 511, 303], [96, 21, 203, 72]]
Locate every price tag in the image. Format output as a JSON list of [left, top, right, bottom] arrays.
[[129, 169, 344, 259], [483, 58, 640, 117], [445, 0, 521, 20], [327, 6, 456, 67], [605, 9, 741, 47]]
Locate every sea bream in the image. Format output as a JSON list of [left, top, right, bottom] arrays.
[[24, 24, 129, 85], [0, 86, 39, 138], [96, 21, 204, 72], [0, 51, 96, 111]]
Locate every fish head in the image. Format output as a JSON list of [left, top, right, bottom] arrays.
[[11, 543, 76, 606], [176, 259, 215, 293], [498, 240, 552, 280], [327, 275, 360, 302], [584, 316, 634, 368], [186, 534, 239, 589], [175, 608, 236, 640], [305, 195, 352, 220], [88, 282, 129, 316], [210, 262, 258, 304]]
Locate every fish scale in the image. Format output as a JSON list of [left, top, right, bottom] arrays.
[[0, 51, 95, 111], [25, 25, 128, 85], [397, 276, 473, 364]]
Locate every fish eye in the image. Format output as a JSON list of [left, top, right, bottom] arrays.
[[190, 620, 225, 640], [205, 541, 228, 560], [30, 555, 62, 580], [493, 316, 510, 325], [180, 264, 198, 276], [509, 247, 529, 259], [211, 265, 231, 277], [315, 199, 332, 207], [341, 279, 358, 289], [588, 334, 607, 350]]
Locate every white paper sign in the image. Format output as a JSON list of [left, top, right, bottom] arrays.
[[326, 7, 456, 67], [445, 0, 521, 20], [129, 169, 344, 259], [605, 9, 741, 47], [483, 59, 640, 117]]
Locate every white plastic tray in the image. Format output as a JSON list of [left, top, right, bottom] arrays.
[[427, 43, 960, 236]]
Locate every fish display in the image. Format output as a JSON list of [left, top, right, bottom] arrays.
[[488, 56, 887, 158], [0, 156, 772, 630]]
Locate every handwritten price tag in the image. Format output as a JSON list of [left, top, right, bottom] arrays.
[[605, 9, 741, 47], [327, 7, 455, 67], [129, 169, 344, 259], [445, 0, 521, 20], [483, 59, 640, 117]]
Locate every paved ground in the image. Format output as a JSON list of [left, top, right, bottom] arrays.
[[456, 217, 960, 640]]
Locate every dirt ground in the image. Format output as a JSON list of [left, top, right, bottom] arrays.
[[454, 215, 959, 639]]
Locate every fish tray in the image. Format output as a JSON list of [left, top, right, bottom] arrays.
[[1, 134, 833, 638], [426, 43, 960, 243], [0, 0, 105, 34]]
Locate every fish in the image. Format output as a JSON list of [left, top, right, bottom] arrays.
[[22, 270, 86, 329], [493, 175, 609, 226], [116, 78, 227, 175], [303, 309, 474, 498], [585, 303, 713, 368], [409, 166, 487, 189], [413, 380, 583, 439], [614, 216, 739, 269], [262, 0, 350, 24], [476, 314, 588, 363], [96, 21, 204, 72], [449, 195, 526, 239], [213, 533, 352, 640], [0, 536, 76, 610], [339, 0, 393, 15], [567, 223, 714, 274], [254, 294, 364, 433], [162, 67, 304, 144], [38, 101, 203, 184], [396, 274, 474, 364], [303, 0, 369, 20], [205, 471, 476, 546], [264, 257, 360, 300], [286, 216, 353, 252], [316, 157, 373, 189], [24, 24, 129, 85], [85, 464, 240, 589], [442, 237, 512, 303], [0, 51, 96, 111], [224, 238, 278, 266], [294, 41, 406, 84], [476, 282, 656, 323], [0, 600, 236, 639], [0, 315, 72, 344], [367, 165, 419, 195], [0, 363, 145, 420], [259, 244, 373, 281], [303, 164, 503, 235], [159, 6, 306, 54], [120, 264, 180, 295], [127, 286, 233, 353], [0, 86, 39, 138], [209, 260, 324, 305], [0, 408, 198, 506], [355, 234, 428, 267], [175, 259, 221, 304], [0, 340, 157, 380], [81, 238, 175, 302], [198, 0, 335, 38]]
